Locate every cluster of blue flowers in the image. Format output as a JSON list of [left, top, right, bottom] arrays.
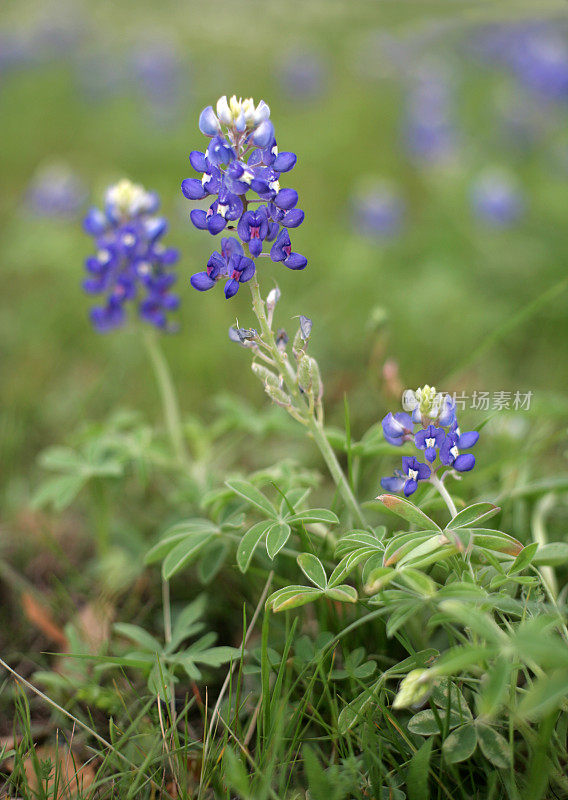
[[182, 95, 306, 299], [380, 385, 479, 497], [83, 179, 179, 332]]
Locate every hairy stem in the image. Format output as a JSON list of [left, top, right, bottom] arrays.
[[143, 328, 190, 469], [248, 275, 369, 531], [430, 472, 457, 519]]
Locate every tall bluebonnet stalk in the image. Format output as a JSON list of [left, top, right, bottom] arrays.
[[82, 178, 188, 470], [182, 95, 306, 299], [381, 385, 479, 514], [182, 96, 368, 530]]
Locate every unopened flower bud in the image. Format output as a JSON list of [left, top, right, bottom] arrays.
[[276, 329, 288, 352], [299, 315, 312, 340], [392, 669, 433, 709], [265, 384, 291, 407], [266, 287, 281, 310], [297, 355, 322, 399], [252, 362, 280, 388]]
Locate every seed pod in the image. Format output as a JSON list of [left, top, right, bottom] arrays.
[[297, 354, 312, 393], [307, 356, 322, 400], [265, 384, 291, 407], [251, 362, 280, 388]]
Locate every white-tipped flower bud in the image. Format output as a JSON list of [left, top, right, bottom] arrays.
[[216, 95, 232, 125], [266, 286, 281, 310]]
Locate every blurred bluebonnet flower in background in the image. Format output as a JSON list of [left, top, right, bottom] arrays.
[[350, 181, 405, 237], [470, 168, 524, 227], [0, 32, 36, 75], [471, 21, 568, 103], [25, 162, 86, 220], [275, 47, 327, 101], [183, 95, 306, 298], [130, 40, 188, 119], [381, 385, 478, 496], [83, 179, 179, 332], [75, 48, 127, 102], [402, 61, 458, 164]]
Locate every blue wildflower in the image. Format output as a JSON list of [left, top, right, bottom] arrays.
[[26, 163, 86, 220], [190, 237, 255, 299], [82, 179, 179, 332], [471, 169, 524, 227], [183, 95, 306, 297], [381, 456, 431, 497], [351, 183, 405, 237], [415, 424, 445, 463], [382, 412, 414, 446], [402, 64, 457, 164], [380, 385, 480, 494]]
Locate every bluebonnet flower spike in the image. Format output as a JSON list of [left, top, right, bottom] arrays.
[[183, 95, 307, 298], [83, 179, 179, 332], [380, 385, 479, 495]]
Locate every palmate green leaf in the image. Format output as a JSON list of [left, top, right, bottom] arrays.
[[297, 553, 327, 589], [464, 528, 523, 556], [162, 531, 217, 580], [325, 584, 358, 603], [266, 586, 323, 612], [225, 478, 278, 518], [190, 645, 241, 667], [442, 723, 477, 763], [113, 623, 162, 653], [397, 568, 437, 598], [328, 550, 375, 588], [533, 542, 568, 567], [38, 446, 83, 472], [408, 705, 473, 736], [446, 502, 500, 529], [198, 540, 229, 584], [407, 738, 434, 800], [377, 494, 441, 531], [286, 508, 339, 525], [383, 531, 440, 567], [334, 529, 384, 559], [31, 474, 86, 511], [145, 519, 219, 565], [167, 595, 208, 653], [265, 522, 291, 559], [364, 566, 396, 594], [397, 534, 456, 568], [508, 542, 539, 574], [431, 679, 469, 716], [236, 520, 273, 573], [476, 723, 510, 768]]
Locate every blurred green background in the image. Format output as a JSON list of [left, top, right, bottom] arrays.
[[2, 0, 568, 508]]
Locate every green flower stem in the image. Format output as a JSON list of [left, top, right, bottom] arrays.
[[430, 473, 457, 519], [248, 274, 369, 531], [91, 478, 110, 557], [143, 328, 190, 470]]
